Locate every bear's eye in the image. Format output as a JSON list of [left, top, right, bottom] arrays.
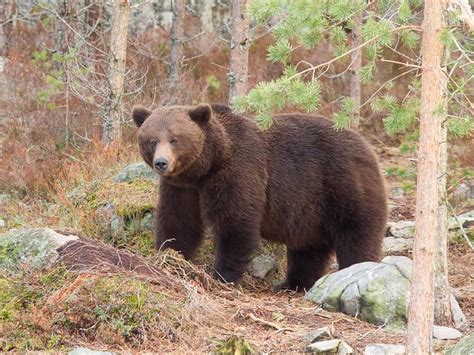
[[149, 139, 158, 149], [169, 138, 178, 145]]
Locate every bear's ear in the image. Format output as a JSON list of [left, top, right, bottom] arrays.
[[188, 104, 211, 124], [132, 105, 152, 127]]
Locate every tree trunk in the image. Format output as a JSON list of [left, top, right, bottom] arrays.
[[103, 0, 130, 146], [54, 0, 69, 55], [434, 45, 453, 327], [349, 6, 362, 127], [228, 0, 250, 105], [406, 0, 447, 353], [0, 0, 16, 60], [168, 0, 186, 102]]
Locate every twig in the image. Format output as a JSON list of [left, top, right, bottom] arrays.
[[286, 25, 422, 81], [380, 58, 421, 68], [247, 313, 294, 333]]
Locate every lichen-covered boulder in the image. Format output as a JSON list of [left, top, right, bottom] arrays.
[[0, 228, 79, 274], [113, 162, 157, 183], [305, 256, 412, 329], [444, 332, 474, 355], [305, 256, 466, 330]]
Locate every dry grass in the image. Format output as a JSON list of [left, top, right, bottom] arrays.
[[0, 247, 411, 353]]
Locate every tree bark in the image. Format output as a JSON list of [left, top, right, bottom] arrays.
[[349, 6, 362, 127], [0, 0, 16, 60], [406, 0, 447, 353], [168, 0, 186, 102], [434, 44, 453, 327], [103, 0, 130, 146], [54, 0, 69, 55], [228, 0, 250, 105]]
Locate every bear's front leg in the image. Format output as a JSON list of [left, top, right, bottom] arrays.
[[155, 182, 203, 260], [212, 222, 261, 283], [202, 178, 264, 284]]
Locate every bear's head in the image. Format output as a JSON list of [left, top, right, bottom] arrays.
[[132, 104, 213, 178]]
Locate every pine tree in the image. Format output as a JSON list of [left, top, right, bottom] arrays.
[[406, 0, 448, 351]]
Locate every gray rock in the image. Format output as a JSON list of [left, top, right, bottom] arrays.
[[113, 162, 157, 183], [448, 209, 474, 230], [249, 254, 276, 279], [69, 347, 115, 355], [388, 221, 415, 238], [383, 237, 413, 254], [307, 339, 353, 354], [0, 228, 79, 274], [450, 294, 468, 329], [382, 256, 412, 279], [444, 332, 474, 355], [364, 344, 406, 355], [456, 209, 474, 226], [338, 341, 354, 354], [305, 256, 466, 330], [0, 219, 5, 228], [0, 193, 12, 203], [433, 325, 462, 340], [303, 326, 333, 343], [451, 182, 474, 206], [96, 203, 125, 236], [139, 212, 154, 231], [389, 187, 404, 199], [305, 256, 411, 328]]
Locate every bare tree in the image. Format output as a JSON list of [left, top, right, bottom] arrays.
[[228, 0, 250, 105], [103, 0, 130, 145], [168, 0, 186, 102], [349, 6, 362, 127], [406, 0, 448, 352]]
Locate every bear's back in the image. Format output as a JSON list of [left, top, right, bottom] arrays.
[[259, 113, 387, 248]]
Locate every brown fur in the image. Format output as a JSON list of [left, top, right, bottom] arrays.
[[132, 103, 388, 291]]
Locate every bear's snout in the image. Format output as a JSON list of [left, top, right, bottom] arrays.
[[154, 158, 169, 172]]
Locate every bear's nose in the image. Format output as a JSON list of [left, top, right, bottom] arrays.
[[154, 158, 168, 172]]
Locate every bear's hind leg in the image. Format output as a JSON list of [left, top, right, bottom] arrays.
[[281, 246, 333, 292], [333, 226, 383, 269]]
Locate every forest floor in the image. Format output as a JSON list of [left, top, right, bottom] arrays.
[[0, 135, 473, 353]]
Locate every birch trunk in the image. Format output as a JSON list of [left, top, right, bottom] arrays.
[[228, 0, 250, 105], [349, 6, 362, 127], [168, 0, 186, 102], [103, 0, 130, 145], [406, 0, 447, 352]]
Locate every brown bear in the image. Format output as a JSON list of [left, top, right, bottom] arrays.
[[132, 103, 388, 291]]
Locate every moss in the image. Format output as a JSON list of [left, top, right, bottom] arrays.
[[95, 179, 157, 218], [359, 276, 409, 329], [214, 336, 254, 354]]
